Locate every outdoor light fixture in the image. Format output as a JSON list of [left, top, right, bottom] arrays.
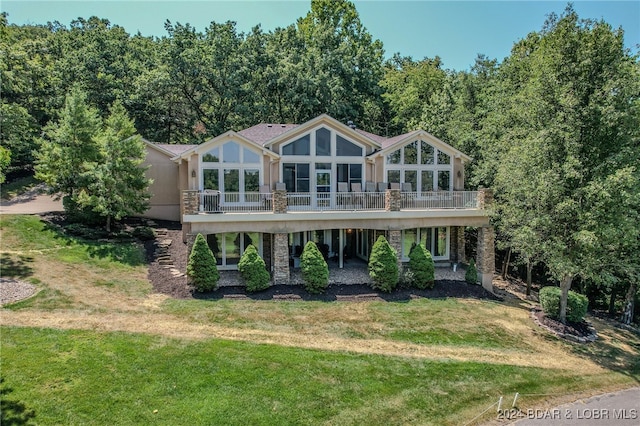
[[191, 170, 196, 178]]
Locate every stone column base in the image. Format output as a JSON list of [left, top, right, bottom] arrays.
[[273, 233, 290, 284]]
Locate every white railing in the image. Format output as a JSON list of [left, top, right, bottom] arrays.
[[199, 191, 271, 213], [196, 190, 479, 214], [287, 192, 386, 211], [401, 191, 478, 209]]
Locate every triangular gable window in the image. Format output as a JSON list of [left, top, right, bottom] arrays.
[[336, 135, 362, 156]]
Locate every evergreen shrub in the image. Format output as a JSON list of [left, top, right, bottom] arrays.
[[408, 244, 435, 289], [539, 286, 589, 322], [368, 235, 398, 292], [186, 233, 219, 292], [300, 241, 329, 294], [465, 259, 478, 284], [238, 244, 271, 292]]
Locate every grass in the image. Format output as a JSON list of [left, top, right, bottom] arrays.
[[1, 214, 639, 425], [0, 326, 626, 426]]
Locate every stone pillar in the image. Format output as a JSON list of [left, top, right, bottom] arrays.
[[385, 189, 401, 211], [273, 190, 287, 214], [388, 229, 403, 271], [477, 187, 493, 210], [273, 233, 290, 284], [182, 190, 199, 215], [452, 226, 466, 264], [477, 226, 495, 292]]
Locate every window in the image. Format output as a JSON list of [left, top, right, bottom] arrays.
[[208, 232, 260, 268], [421, 171, 434, 192], [404, 141, 418, 164], [203, 169, 219, 190], [316, 128, 331, 156], [386, 149, 401, 164], [283, 163, 310, 192], [402, 229, 417, 258], [421, 143, 434, 164], [224, 169, 239, 192], [244, 148, 260, 163], [283, 135, 310, 155], [387, 170, 400, 183], [244, 169, 259, 192], [418, 227, 449, 260], [223, 142, 240, 163], [203, 147, 219, 162], [405, 170, 417, 191], [437, 171, 450, 191], [336, 135, 362, 156], [437, 150, 450, 165], [337, 164, 362, 187]]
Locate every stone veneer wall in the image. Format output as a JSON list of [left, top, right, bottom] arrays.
[[273, 233, 290, 284], [477, 226, 495, 291], [388, 230, 403, 272], [385, 189, 401, 212], [272, 190, 287, 214]]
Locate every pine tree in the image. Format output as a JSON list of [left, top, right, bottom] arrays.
[[77, 100, 151, 231], [238, 244, 271, 292], [301, 241, 329, 294], [408, 244, 435, 289], [187, 233, 219, 292], [35, 86, 102, 213], [465, 259, 478, 284], [368, 235, 398, 292]]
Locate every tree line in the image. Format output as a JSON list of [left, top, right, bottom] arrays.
[[1, 1, 638, 323]]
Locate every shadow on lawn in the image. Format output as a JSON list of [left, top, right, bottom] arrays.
[[41, 216, 145, 267], [0, 378, 36, 425], [194, 281, 501, 303], [569, 319, 640, 383], [0, 254, 34, 279]]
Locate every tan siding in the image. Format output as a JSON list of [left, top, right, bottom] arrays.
[[143, 149, 180, 221]]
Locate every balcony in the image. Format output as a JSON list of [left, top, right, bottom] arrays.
[[191, 190, 482, 214]]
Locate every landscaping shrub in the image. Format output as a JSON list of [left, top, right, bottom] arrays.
[[398, 267, 415, 289], [132, 226, 156, 241], [65, 222, 108, 240], [300, 241, 329, 294], [368, 235, 398, 292], [186, 233, 219, 292], [465, 259, 478, 284], [539, 286, 589, 323], [408, 243, 435, 289], [238, 244, 271, 292]]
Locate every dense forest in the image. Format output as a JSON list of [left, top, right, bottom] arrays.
[[1, 0, 638, 321]]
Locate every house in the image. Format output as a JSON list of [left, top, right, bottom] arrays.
[[142, 114, 495, 289]]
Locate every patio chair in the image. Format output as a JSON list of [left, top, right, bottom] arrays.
[[351, 182, 364, 208], [376, 182, 388, 192], [337, 182, 350, 206], [390, 182, 401, 190], [401, 182, 415, 208]]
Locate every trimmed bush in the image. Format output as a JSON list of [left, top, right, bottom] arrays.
[[465, 259, 478, 284], [301, 241, 329, 294], [408, 244, 435, 289], [539, 286, 589, 323], [186, 233, 219, 292], [132, 226, 156, 241], [238, 244, 271, 293], [368, 235, 398, 292]]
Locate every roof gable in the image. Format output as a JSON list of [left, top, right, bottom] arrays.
[[238, 123, 299, 145], [172, 131, 279, 161], [263, 114, 382, 150], [373, 130, 472, 163]]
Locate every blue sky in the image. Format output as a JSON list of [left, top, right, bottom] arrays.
[[3, 1, 638, 71]]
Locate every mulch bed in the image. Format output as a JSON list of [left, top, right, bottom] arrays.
[[145, 220, 500, 302], [532, 309, 597, 343]]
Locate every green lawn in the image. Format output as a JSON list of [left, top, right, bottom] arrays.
[[0, 327, 621, 426], [1, 214, 639, 425]]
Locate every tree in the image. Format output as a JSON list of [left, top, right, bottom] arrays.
[[465, 259, 478, 285], [0, 146, 10, 184], [186, 233, 219, 292], [300, 241, 329, 293], [490, 7, 640, 323], [35, 86, 102, 210], [408, 244, 435, 289], [368, 235, 398, 292], [77, 100, 151, 231], [238, 244, 271, 292]]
